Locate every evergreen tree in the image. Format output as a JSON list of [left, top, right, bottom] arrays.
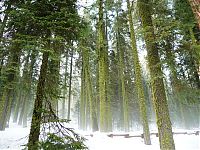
[[126, 0, 151, 144], [137, 0, 175, 149], [98, 0, 108, 132]]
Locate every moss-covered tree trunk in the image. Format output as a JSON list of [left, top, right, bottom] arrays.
[[82, 43, 99, 131], [119, 46, 129, 132], [12, 36, 37, 126], [126, 0, 151, 144], [137, 0, 175, 149], [67, 48, 73, 120], [87, 73, 99, 131], [47, 40, 61, 116], [18, 52, 30, 126], [22, 50, 37, 127], [104, 1, 112, 131], [23, 50, 37, 127], [0, 3, 11, 83], [12, 83, 22, 123], [28, 50, 49, 149], [98, 0, 107, 132], [80, 65, 86, 130], [0, 41, 21, 131], [0, 58, 4, 93], [62, 52, 68, 119], [116, 9, 129, 131]]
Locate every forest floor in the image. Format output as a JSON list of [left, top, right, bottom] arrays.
[[0, 123, 199, 150]]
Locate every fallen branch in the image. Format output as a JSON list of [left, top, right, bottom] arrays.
[[108, 134, 129, 138], [105, 131, 200, 138], [84, 130, 200, 139]]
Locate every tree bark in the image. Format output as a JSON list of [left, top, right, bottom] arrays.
[[82, 44, 99, 131], [62, 51, 68, 119], [67, 48, 73, 120], [137, 0, 175, 149], [80, 65, 86, 130], [116, 9, 129, 132], [28, 51, 49, 149], [0, 41, 20, 131], [127, 0, 151, 144], [18, 52, 30, 126], [98, 0, 107, 132], [188, 0, 200, 29]]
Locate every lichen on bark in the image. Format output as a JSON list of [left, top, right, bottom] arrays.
[[137, 0, 175, 149], [126, 0, 151, 144]]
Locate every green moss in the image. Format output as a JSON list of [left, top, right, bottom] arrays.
[[137, 0, 175, 149], [127, 0, 151, 144], [28, 51, 49, 149], [82, 45, 98, 131], [80, 64, 86, 130], [98, 0, 110, 132]]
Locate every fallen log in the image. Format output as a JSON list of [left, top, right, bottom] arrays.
[[106, 131, 200, 138], [124, 134, 143, 138], [85, 134, 93, 137], [84, 131, 200, 138], [108, 134, 129, 138]]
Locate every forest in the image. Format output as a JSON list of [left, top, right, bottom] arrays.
[[0, 0, 199, 150]]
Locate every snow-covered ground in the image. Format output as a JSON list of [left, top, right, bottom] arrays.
[[85, 132, 199, 150], [0, 124, 30, 150], [0, 123, 199, 150]]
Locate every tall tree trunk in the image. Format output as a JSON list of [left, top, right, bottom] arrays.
[[80, 65, 86, 130], [82, 45, 99, 131], [28, 50, 49, 149], [137, 0, 175, 149], [62, 52, 68, 119], [18, 95, 26, 125], [116, 9, 129, 131], [0, 58, 4, 88], [67, 48, 73, 120], [0, 2, 11, 90], [127, 0, 151, 144], [12, 81, 23, 123], [104, 1, 112, 131], [87, 72, 99, 131], [98, 0, 107, 132], [0, 41, 21, 131], [119, 45, 129, 132], [47, 40, 61, 116], [18, 52, 30, 126], [22, 50, 37, 127]]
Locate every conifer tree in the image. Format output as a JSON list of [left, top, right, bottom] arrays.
[[137, 0, 175, 149], [126, 0, 151, 144], [28, 46, 50, 150], [98, 0, 108, 132]]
